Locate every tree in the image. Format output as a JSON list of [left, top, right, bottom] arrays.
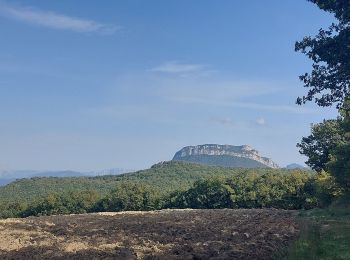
[[313, 170, 342, 207], [296, 1, 350, 194], [168, 177, 235, 209], [95, 181, 158, 212], [295, 0, 350, 108], [297, 118, 344, 172], [20, 190, 100, 217], [299, 100, 350, 191], [326, 100, 350, 190]]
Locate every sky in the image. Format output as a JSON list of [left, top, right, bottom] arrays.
[[0, 0, 339, 172]]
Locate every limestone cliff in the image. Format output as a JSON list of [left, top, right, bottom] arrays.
[[172, 144, 279, 169]]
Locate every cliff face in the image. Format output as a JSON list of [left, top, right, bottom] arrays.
[[173, 144, 279, 169]]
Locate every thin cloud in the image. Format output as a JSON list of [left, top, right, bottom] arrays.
[[231, 102, 315, 114], [151, 61, 206, 74], [0, 2, 119, 34], [256, 117, 266, 126], [171, 96, 316, 114], [210, 117, 235, 126], [113, 72, 313, 114], [84, 105, 184, 126]]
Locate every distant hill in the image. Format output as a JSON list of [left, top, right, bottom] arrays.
[[32, 171, 87, 178], [285, 163, 309, 170], [0, 170, 40, 187], [0, 161, 299, 205], [0, 178, 15, 186], [0, 171, 88, 187], [0, 170, 39, 179], [0, 169, 130, 186], [173, 144, 279, 168]]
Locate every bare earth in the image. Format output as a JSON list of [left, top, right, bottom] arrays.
[[0, 209, 299, 260]]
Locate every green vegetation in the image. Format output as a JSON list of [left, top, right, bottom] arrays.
[[298, 100, 350, 193], [20, 190, 99, 217], [0, 161, 341, 218], [274, 2, 350, 258], [167, 171, 339, 210], [0, 161, 300, 205], [281, 205, 350, 260], [297, 118, 344, 172], [94, 182, 159, 212], [296, 0, 350, 193], [326, 101, 350, 191], [296, 0, 350, 108]]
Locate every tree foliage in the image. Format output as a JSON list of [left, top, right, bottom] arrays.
[[296, 0, 350, 108], [326, 101, 350, 190], [297, 118, 344, 172], [0, 161, 303, 205], [94, 181, 159, 212], [296, 1, 350, 194], [21, 190, 100, 217], [299, 100, 350, 191], [167, 171, 338, 210], [0, 162, 342, 218], [167, 177, 235, 209]]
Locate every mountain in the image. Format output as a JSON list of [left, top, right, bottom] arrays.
[[0, 170, 40, 179], [32, 171, 87, 178], [0, 170, 39, 187], [285, 163, 309, 170], [172, 144, 279, 168], [0, 178, 15, 186], [91, 168, 133, 176], [0, 169, 131, 186], [32, 169, 131, 178]]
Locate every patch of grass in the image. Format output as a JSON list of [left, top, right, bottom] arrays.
[[281, 206, 350, 260]]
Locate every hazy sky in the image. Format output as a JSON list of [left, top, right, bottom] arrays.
[[0, 0, 338, 171]]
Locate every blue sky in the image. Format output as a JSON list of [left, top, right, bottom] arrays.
[[0, 0, 338, 171]]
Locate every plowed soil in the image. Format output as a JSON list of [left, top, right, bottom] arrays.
[[0, 209, 299, 259]]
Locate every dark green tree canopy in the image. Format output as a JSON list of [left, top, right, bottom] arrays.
[[298, 100, 350, 191], [297, 118, 344, 172], [326, 100, 350, 190], [296, 0, 350, 108], [310, 0, 350, 22]]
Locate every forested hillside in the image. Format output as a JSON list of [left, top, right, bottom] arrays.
[[0, 161, 306, 204], [0, 161, 340, 219]]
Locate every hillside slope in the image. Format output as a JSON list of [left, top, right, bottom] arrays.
[[0, 161, 303, 204]]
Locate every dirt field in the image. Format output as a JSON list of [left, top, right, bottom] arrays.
[[0, 209, 299, 259]]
